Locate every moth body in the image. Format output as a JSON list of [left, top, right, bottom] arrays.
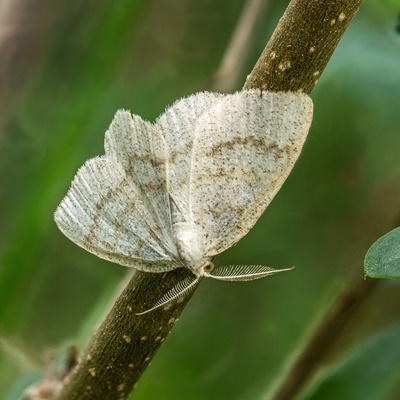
[[174, 222, 210, 275]]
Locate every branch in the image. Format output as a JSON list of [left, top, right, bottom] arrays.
[[0, 0, 53, 117], [269, 178, 400, 400], [58, 268, 193, 399], [212, 0, 273, 92], [269, 279, 377, 400], [244, 0, 363, 93], [57, 1, 363, 399]]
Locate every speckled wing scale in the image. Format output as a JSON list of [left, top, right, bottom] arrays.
[[55, 89, 313, 314], [55, 113, 181, 273], [156, 91, 224, 221], [190, 91, 313, 257]]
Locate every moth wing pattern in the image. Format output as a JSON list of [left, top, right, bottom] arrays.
[[156, 92, 224, 221], [189, 90, 313, 257], [104, 110, 176, 253], [55, 115, 181, 272]]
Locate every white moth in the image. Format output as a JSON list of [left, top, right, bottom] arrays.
[[54, 89, 313, 314]]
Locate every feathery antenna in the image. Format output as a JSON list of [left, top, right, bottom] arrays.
[[206, 265, 295, 281], [136, 274, 201, 315]]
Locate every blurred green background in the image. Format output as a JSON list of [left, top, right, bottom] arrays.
[[1, 0, 400, 399]]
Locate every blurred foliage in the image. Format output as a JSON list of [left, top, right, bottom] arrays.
[[365, 227, 400, 279], [299, 324, 400, 400], [0, 0, 400, 399]]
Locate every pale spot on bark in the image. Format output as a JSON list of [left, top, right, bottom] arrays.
[[278, 61, 291, 71], [339, 12, 346, 21], [123, 335, 131, 343], [88, 367, 96, 377]]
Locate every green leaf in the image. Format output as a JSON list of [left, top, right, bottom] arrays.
[[364, 227, 400, 279], [299, 324, 400, 400]]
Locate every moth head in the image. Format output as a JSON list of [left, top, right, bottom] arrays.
[[202, 261, 215, 274]]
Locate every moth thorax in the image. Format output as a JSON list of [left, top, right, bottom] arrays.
[[174, 223, 208, 272]]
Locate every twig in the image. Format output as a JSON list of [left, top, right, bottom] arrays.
[[269, 279, 377, 400], [0, 0, 53, 113], [57, 1, 363, 399], [58, 268, 193, 400], [244, 0, 363, 94], [268, 179, 400, 400], [212, 0, 273, 92]]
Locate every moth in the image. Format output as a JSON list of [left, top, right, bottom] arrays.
[[54, 90, 313, 314]]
